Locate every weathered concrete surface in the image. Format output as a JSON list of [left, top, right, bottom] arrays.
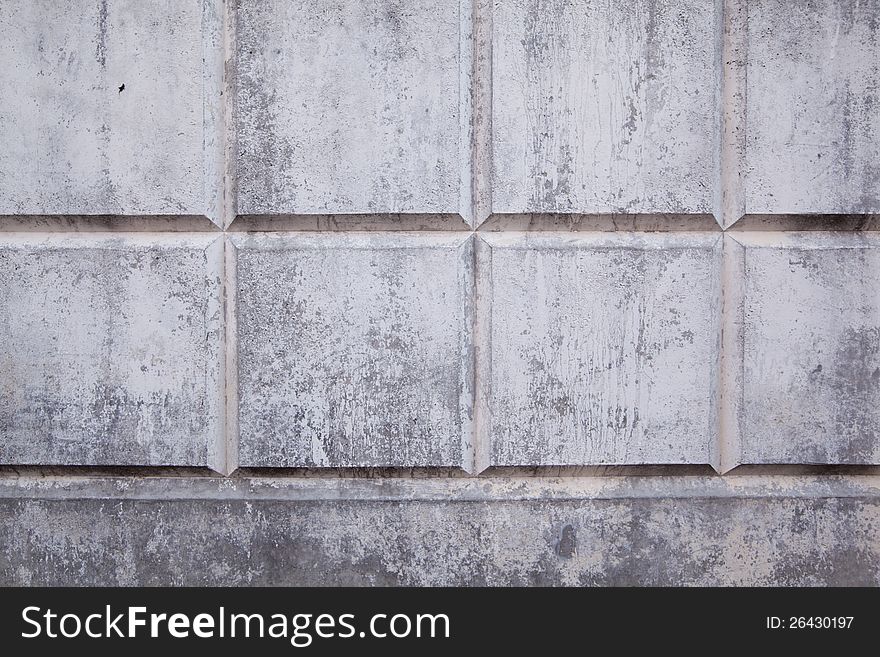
[[0, 475, 877, 586], [234, 0, 470, 221], [0, 0, 224, 223], [477, 233, 721, 469], [742, 0, 880, 216], [726, 233, 880, 466], [231, 233, 473, 470], [1, 0, 879, 588], [0, 235, 225, 470], [488, 0, 716, 219]]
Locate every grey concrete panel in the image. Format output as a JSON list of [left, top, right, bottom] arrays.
[[489, 0, 716, 219], [477, 233, 721, 469], [234, 0, 471, 222], [0, 235, 225, 470], [231, 233, 473, 470], [743, 0, 880, 216], [0, 0, 224, 223], [728, 233, 880, 465]]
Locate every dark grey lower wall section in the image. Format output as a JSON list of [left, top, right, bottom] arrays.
[[1, 476, 877, 586]]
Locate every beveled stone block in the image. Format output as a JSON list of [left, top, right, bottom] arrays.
[[478, 232, 721, 468], [488, 0, 716, 219], [727, 233, 880, 465], [0, 234, 224, 469], [743, 0, 880, 216], [231, 233, 473, 469], [0, 0, 223, 222], [234, 0, 470, 222]]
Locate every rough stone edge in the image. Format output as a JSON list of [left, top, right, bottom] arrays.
[[226, 213, 472, 231], [472, 0, 492, 227], [473, 234, 492, 473], [204, 235, 228, 475]]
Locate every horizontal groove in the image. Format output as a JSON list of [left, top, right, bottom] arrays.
[[481, 465, 718, 476], [231, 466, 474, 479], [228, 213, 471, 231], [1, 464, 878, 481], [729, 214, 880, 231], [0, 466, 219, 478], [724, 464, 880, 475], [479, 213, 722, 231], [4, 214, 877, 233], [0, 215, 221, 232]]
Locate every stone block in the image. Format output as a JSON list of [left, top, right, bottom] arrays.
[[234, 0, 470, 222], [726, 233, 880, 465], [477, 233, 721, 468], [0, 234, 225, 470], [742, 0, 880, 216], [488, 0, 716, 219], [231, 233, 473, 469], [0, 0, 223, 223]]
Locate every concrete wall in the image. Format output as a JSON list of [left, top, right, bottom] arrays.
[[0, 0, 878, 585]]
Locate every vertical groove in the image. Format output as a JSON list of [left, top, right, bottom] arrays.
[[473, 235, 493, 473], [470, 0, 493, 472], [224, 235, 240, 475], [459, 0, 474, 227], [718, 0, 746, 229], [472, 0, 493, 227], [719, 234, 745, 473], [461, 236, 477, 473], [206, 235, 228, 475], [222, 0, 237, 229], [203, 0, 226, 229]]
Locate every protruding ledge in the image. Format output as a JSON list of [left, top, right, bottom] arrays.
[[479, 213, 721, 232], [227, 213, 472, 232], [0, 474, 877, 501], [727, 214, 880, 231], [0, 215, 222, 232]]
